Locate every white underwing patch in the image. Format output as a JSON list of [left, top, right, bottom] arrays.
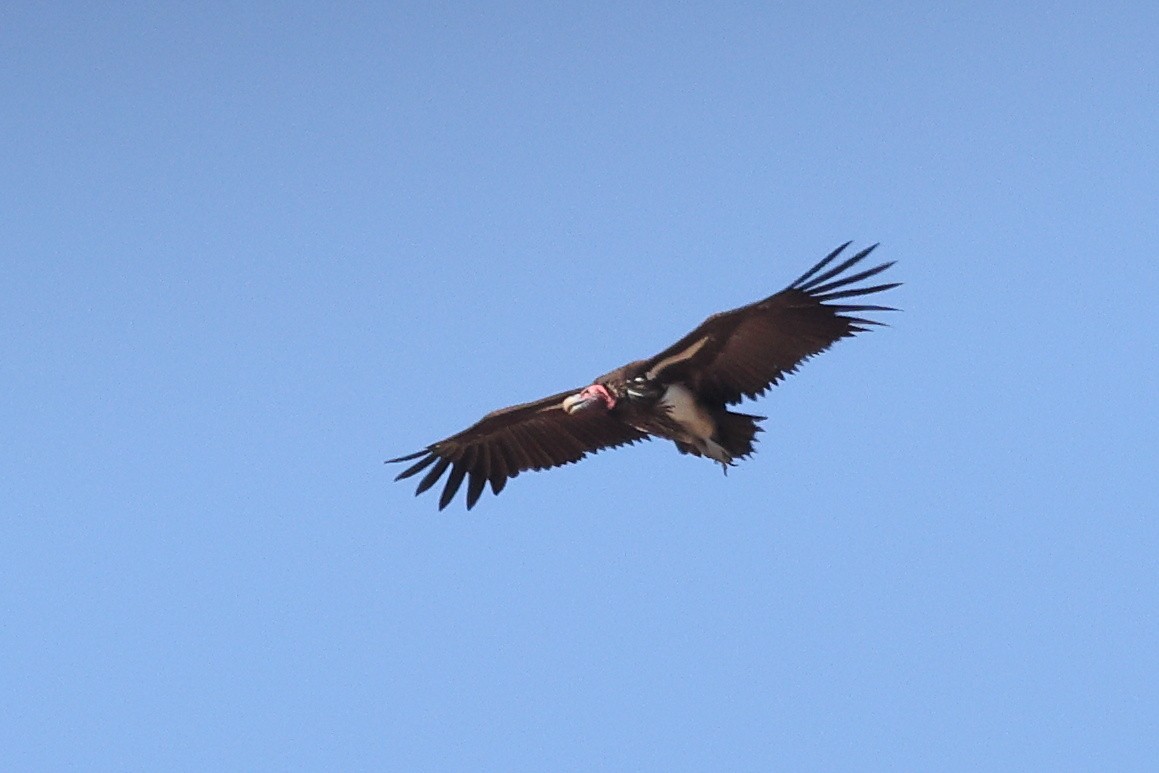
[[646, 336, 710, 379]]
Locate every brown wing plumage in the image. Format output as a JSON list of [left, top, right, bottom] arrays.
[[387, 389, 649, 510], [643, 243, 899, 406]]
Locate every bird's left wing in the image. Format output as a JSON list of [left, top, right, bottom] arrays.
[[387, 388, 649, 510], [641, 242, 899, 406]]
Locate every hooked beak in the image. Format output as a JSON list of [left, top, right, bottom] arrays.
[[563, 392, 597, 414], [563, 384, 616, 414]]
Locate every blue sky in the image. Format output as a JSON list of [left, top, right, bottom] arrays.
[[3, 2, 1157, 769]]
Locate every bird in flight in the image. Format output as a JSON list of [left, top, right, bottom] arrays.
[[388, 242, 899, 510]]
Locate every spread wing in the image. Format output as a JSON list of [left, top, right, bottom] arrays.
[[387, 389, 649, 510], [643, 243, 899, 406]]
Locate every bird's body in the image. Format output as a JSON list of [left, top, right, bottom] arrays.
[[574, 371, 755, 466], [388, 243, 899, 510]]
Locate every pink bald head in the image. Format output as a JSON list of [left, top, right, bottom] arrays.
[[562, 383, 617, 414]]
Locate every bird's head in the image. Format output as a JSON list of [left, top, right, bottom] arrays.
[[562, 383, 617, 414]]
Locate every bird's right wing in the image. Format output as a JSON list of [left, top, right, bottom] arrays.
[[387, 388, 649, 510]]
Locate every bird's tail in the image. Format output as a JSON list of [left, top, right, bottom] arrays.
[[672, 410, 764, 471], [713, 410, 765, 461]]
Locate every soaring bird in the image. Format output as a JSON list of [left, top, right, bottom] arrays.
[[388, 242, 899, 510]]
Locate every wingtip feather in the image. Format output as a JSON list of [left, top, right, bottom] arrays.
[[414, 456, 451, 496], [789, 241, 852, 288], [392, 452, 438, 481], [385, 449, 428, 464]]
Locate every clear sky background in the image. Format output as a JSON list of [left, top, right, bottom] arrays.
[[3, 2, 1157, 770]]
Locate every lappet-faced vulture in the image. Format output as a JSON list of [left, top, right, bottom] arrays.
[[388, 242, 899, 510]]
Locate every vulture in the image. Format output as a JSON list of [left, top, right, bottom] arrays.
[[388, 242, 899, 510]]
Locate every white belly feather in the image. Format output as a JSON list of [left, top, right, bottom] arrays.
[[659, 383, 716, 440]]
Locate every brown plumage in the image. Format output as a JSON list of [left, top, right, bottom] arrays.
[[388, 242, 899, 510]]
